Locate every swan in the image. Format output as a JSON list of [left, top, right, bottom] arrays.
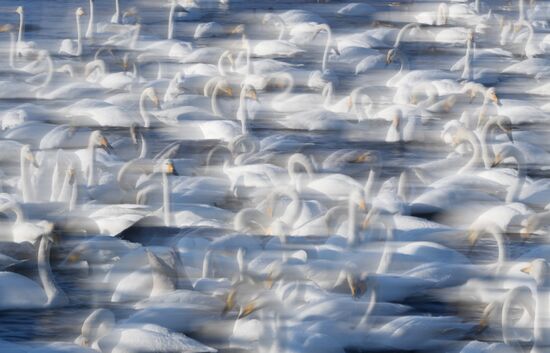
[[61, 87, 159, 127], [337, 3, 375, 17], [75, 308, 217, 353], [306, 23, 339, 90], [0, 234, 68, 310], [13, 6, 37, 58], [502, 259, 550, 353], [59, 7, 85, 57]]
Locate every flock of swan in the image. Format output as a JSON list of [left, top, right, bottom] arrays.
[[0, 0, 549, 352]]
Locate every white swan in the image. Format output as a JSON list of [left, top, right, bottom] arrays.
[[0, 234, 68, 310], [59, 7, 85, 57], [75, 308, 217, 353]]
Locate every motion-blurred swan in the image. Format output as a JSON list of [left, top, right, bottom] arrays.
[[59, 8, 86, 57]]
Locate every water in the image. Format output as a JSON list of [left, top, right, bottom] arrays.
[[0, 0, 548, 352]]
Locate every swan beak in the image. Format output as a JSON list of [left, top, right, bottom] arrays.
[[99, 137, 113, 154], [167, 163, 179, 176], [231, 24, 245, 34], [26, 153, 39, 168], [349, 278, 366, 299], [506, 130, 514, 143], [521, 264, 532, 274], [0, 24, 13, 33], [476, 317, 489, 333], [224, 87, 233, 97], [358, 200, 367, 211], [347, 96, 353, 111], [238, 302, 257, 319], [67, 251, 81, 263], [467, 230, 479, 247], [491, 154, 503, 168], [246, 89, 258, 101], [265, 274, 274, 289], [222, 289, 236, 316]]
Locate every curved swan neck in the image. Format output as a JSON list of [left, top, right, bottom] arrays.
[[502, 285, 535, 346], [507, 152, 526, 203], [211, 81, 224, 116], [270, 187, 302, 226], [393, 23, 417, 48], [287, 154, 315, 192], [138, 131, 147, 159], [480, 116, 498, 169], [457, 129, 482, 174], [139, 90, 152, 128], [274, 73, 294, 101], [38, 236, 68, 306], [86, 0, 94, 39]]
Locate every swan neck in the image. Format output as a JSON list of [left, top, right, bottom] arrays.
[[162, 171, 171, 227], [139, 91, 152, 128], [534, 285, 550, 349], [321, 25, 331, 72], [18, 12, 23, 43], [76, 13, 83, 56], [480, 119, 495, 169], [138, 132, 147, 159], [462, 37, 473, 81], [458, 131, 482, 174], [9, 32, 15, 69], [347, 195, 358, 247], [20, 152, 32, 202], [394, 23, 415, 48], [168, 3, 175, 40], [202, 251, 211, 278], [238, 87, 248, 134], [507, 160, 525, 203], [86, 0, 94, 39], [211, 82, 223, 116], [87, 143, 96, 187], [38, 237, 67, 306]]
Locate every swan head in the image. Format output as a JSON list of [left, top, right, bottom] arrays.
[[520, 213, 540, 240], [243, 84, 257, 101], [385, 48, 398, 65], [495, 115, 513, 142], [0, 24, 13, 33], [21, 145, 39, 168], [491, 144, 523, 168], [143, 87, 160, 109], [521, 259, 549, 286], [76, 7, 85, 17], [15, 6, 23, 15], [76, 308, 115, 348], [485, 87, 501, 106], [160, 159, 178, 176], [90, 131, 113, 154]]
